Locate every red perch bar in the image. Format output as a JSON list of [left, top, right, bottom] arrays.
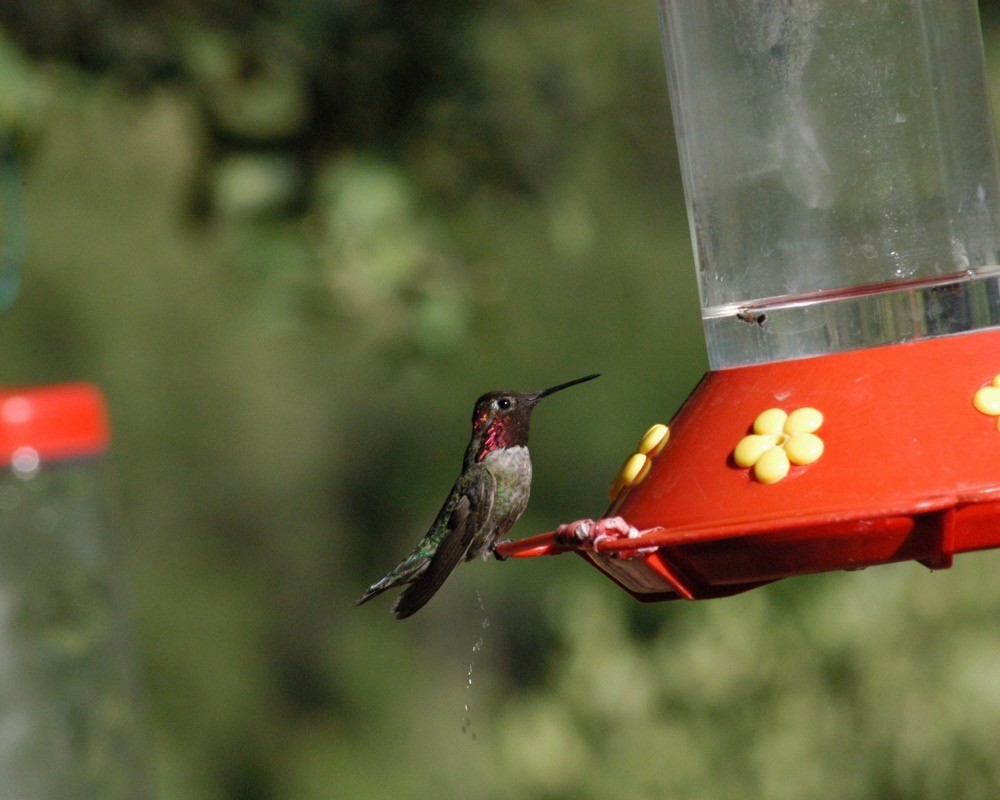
[[496, 328, 1000, 602]]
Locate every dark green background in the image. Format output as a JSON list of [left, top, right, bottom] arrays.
[[2, 3, 1000, 798]]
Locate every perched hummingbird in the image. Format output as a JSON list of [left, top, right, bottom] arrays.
[[357, 373, 600, 619]]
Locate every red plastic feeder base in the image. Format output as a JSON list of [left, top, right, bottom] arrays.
[[496, 329, 1000, 602]]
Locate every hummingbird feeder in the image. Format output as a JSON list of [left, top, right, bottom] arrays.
[[496, 1, 1000, 602]]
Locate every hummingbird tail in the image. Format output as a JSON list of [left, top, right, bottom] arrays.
[[355, 579, 391, 607], [391, 524, 474, 619], [355, 554, 428, 607]]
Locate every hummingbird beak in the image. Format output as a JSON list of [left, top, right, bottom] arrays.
[[531, 373, 601, 402]]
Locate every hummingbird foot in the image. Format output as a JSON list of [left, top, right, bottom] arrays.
[[553, 516, 657, 558], [491, 540, 512, 561]]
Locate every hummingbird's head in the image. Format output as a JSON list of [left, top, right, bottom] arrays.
[[467, 374, 600, 463]]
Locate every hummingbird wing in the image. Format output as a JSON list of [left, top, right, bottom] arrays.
[[354, 473, 483, 607], [391, 466, 496, 619]]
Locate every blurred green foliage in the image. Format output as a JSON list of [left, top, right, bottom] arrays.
[[1, 2, 1000, 799]]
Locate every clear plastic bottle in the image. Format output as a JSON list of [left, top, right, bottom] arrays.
[[0, 384, 151, 799], [658, 0, 1000, 367]]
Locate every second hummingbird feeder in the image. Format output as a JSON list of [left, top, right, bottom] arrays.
[[496, 0, 1000, 602]]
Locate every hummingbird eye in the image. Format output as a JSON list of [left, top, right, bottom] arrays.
[[496, 397, 513, 411]]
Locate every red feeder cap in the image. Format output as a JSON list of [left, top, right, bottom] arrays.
[[0, 383, 111, 464]]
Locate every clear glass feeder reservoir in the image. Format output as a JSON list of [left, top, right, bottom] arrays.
[[660, 0, 1000, 367], [0, 385, 150, 798]]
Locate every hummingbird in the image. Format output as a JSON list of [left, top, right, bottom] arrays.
[[357, 373, 600, 619]]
